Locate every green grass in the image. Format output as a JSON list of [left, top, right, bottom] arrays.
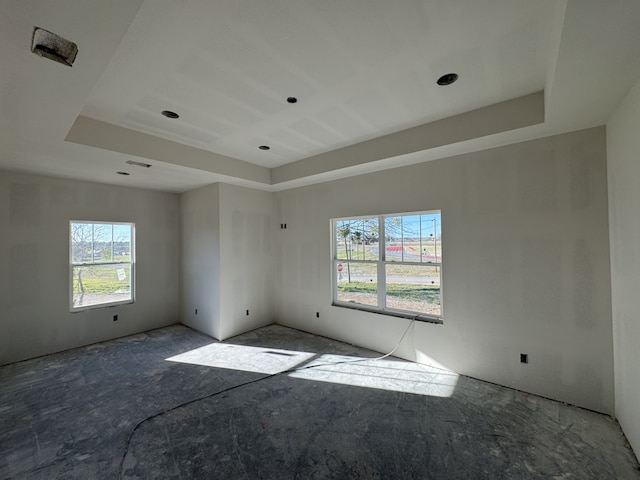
[[72, 266, 130, 294], [338, 281, 440, 304]]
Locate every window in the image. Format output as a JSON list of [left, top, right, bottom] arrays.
[[333, 211, 442, 322], [70, 221, 135, 311]]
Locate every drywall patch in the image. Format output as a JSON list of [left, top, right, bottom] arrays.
[[262, 214, 272, 254], [9, 244, 40, 306], [472, 157, 510, 214], [576, 362, 604, 410], [248, 213, 261, 253], [165, 242, 179, 287], [232, 211, 245, 257], [573, 239, 594, 328], [569, 156, 592, 210], [165, 200, 178, 229], [50, 185, 79, 206], [83, 186, 114, 208], [517, 153, 558, 212], [10, 184, 41, 226], [469, 237, 512, 317], [520, 238, 562, 324]]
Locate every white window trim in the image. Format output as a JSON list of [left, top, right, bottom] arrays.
[[331, 211, 443, 324], [69, 221, 136, 312]]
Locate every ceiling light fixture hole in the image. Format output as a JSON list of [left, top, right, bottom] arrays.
[[258, 145, 271, 151], [287, 97, 298, 104], [437, 73, 458, 86], [161, 110, 180, 119]]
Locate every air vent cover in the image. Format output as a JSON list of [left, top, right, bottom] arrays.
[[31, 27, 78, 67], [125, 160, 152, 168]]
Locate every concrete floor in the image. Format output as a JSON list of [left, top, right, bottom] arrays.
[[1, 324, 638, 479]]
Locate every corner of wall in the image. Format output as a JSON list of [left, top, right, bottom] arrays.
[[606, 75, 640, 456]]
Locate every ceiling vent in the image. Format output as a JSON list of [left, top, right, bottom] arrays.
[[125, 160, 152, 168], [31, 27, 78, 67]]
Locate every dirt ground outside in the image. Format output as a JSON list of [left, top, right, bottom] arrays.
[[338, 291, 441, 317]]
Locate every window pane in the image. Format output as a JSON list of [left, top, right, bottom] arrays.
[[113, 224, 132, 261], [92, 224, 114, 263], [72, 264, 132, 308], [384, 216, 403, 261], [386, 213, 441, 263], [335, 218, 379, 261], [70, 222, 94, 264], [420, 213, 441, 264], [385, 264, 441, 317], [335, 262, 378, 307]]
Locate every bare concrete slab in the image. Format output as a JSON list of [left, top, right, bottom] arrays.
[[1, 324, 638, 479]]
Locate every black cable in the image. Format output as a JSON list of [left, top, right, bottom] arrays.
[[117, 319, 418, 479], [118, 371, 277, 478]]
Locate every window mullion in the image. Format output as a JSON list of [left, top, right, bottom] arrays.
[[400, 216, 404, 262], [419, 214, 423, 264], [378, 215, 386, 309]]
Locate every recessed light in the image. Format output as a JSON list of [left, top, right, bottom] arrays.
[[116, 171, 130, 176], [258, 145, 271, 151], [437, 73, 458, 86], [161, 110, 180, 119], [287, 97, 298, 104]]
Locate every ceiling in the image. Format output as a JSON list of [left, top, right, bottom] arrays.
[[1, 0, 640, 193]]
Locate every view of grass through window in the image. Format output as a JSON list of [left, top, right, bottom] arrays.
[[70, 221, 134, 310], [333, 211, 441, 319]]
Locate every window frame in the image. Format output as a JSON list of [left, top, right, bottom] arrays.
[[69, 220, 136, 312], [331, 211, 443, 324]]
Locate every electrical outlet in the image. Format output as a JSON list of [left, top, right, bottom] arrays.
[[113, 315, 118, 322], [246, 309, 250, 316], [520, 353, 528, 364], [316, 312, 320, 318], [195, 308, 198, 315]]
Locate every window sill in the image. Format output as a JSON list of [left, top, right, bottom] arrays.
[[70, 299, 134, 313], [332, 302, 443, 325]]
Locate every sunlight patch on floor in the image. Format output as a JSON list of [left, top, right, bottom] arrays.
[[290, 354, 458, 397], [166, 344, 458, 397], [166, 343, 316, 374]]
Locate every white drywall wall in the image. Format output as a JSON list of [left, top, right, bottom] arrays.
[[180, 184, 221, 338], [607, 77, 640, 453], [0, 170, 180, 365], [273, 127, 614, 414], [179, 183, 275, 340], [218, 184, 275, 339]]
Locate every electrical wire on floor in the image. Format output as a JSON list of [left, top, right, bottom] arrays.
[[117, 319, 417, 479]]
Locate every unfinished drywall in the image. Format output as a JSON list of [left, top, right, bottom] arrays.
[[180, 184, 222, 338], [274, 127, 614, 414], [218, 184, 274, 339], [607, 77, 640, 453], [179, 183, 275, 340], [0, 170, 180, 365]]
